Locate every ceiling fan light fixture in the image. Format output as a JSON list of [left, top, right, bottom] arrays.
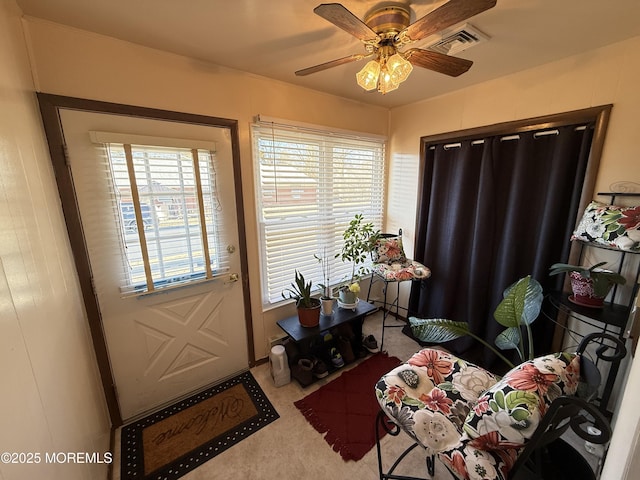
[[357, 51, 411, 94], [300, 1, 497, 95], [356, 60, 381, 91]]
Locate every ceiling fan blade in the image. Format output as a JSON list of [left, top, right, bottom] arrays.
[[314, 3, 379, 42], [295, 53, 368, 76], [401, 0, 496, 42], [404, 49, 473, 77]]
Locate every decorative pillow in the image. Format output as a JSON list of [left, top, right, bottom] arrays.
[[462, 353, 580, 449], [572, 200, 640, 252], [372, 234, 408, 264]]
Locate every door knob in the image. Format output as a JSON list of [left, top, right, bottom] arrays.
[[225, 273, 239, 284]]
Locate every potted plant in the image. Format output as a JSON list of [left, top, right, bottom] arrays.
[[409, 275, 544, 369], [549, 261, 626, 308], [315, 247, 334, 315], [336, 214, 380, 305], [282, 270, 321, 327], [338, 281, 361, 305]]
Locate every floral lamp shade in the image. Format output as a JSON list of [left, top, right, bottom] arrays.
[[572, 200, 640, 252]]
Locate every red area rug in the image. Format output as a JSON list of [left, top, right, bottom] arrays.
[[294, 352, 402, 461]]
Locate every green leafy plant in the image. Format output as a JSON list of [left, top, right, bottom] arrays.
[[549, 261, 626, 297], [314, 247, 332, 299], [282, 270, 318, 308], [336, 213, 380, 287], [409, 275, 544, 369], [493, 275, 544, 363]]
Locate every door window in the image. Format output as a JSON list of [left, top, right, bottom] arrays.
[[102, 140, 228, 294]]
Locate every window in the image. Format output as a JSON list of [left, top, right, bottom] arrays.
[[94, 132, 228, 295], [252, 118, 386, 306]]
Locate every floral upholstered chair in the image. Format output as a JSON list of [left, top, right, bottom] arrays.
[[374, 333, 625, 480], [366, 230, 431, 348]]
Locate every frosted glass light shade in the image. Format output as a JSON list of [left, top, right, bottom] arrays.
[[356, 60, 381, 91], [386, 53, 413, 84], [377, 66, 399, 94]]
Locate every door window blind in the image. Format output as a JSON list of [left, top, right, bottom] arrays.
[[252, 120, 385, 306], [89, 132, 228, 295]]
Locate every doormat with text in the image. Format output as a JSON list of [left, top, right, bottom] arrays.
[[120, 371, 279, 480]]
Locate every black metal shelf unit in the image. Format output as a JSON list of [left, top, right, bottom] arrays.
[[548, 192, 640, 412]]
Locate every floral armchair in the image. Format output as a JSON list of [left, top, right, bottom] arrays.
[[374, 333, 626, 480]]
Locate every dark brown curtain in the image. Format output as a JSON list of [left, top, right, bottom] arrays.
[[409, 124, 594, 369]]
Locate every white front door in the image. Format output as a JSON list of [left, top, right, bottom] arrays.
[[60, 109, 248, 421]]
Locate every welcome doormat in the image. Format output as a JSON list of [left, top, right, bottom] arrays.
[[120, 371, 279, 480], [294, 352, 402, 461]]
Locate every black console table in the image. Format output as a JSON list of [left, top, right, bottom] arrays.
[[277, 300, 378, 385], [277, 300, 377, 342]]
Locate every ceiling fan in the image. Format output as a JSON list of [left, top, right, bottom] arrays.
[[295, 0, 497, 94]]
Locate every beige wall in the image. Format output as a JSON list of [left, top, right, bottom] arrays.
[[21, 17, 389, 363], [0, 2, 111, 480], [387, 35, 640, 480]]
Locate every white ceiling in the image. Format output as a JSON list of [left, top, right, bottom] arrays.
[[15, 0, 640, 109]]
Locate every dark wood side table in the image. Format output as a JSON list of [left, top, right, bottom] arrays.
[[277, 300, 378, 385]]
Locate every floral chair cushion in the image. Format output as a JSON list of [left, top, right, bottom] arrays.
[[372, 234, 408, 264], [376, 348, 499, 453], [372, 261, 431, 282], [462, 352, 580, 448], [572, 200, 640, 252], [376, 350, 581, 480], [439, 440, 520, 480]]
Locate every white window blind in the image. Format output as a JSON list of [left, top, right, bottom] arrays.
[[251, 119, 385, 305], [90, 132, 229, 295]]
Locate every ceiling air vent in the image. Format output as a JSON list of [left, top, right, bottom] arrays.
[[426, 23, 489, 55]]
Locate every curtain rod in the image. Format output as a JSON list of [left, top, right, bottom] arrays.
[[431, 125, 589, 150]]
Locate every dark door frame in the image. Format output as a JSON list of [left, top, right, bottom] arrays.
[[418, 105, 613, 232], [37, 93, 255, 427], [416, 104, 613, 353]]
